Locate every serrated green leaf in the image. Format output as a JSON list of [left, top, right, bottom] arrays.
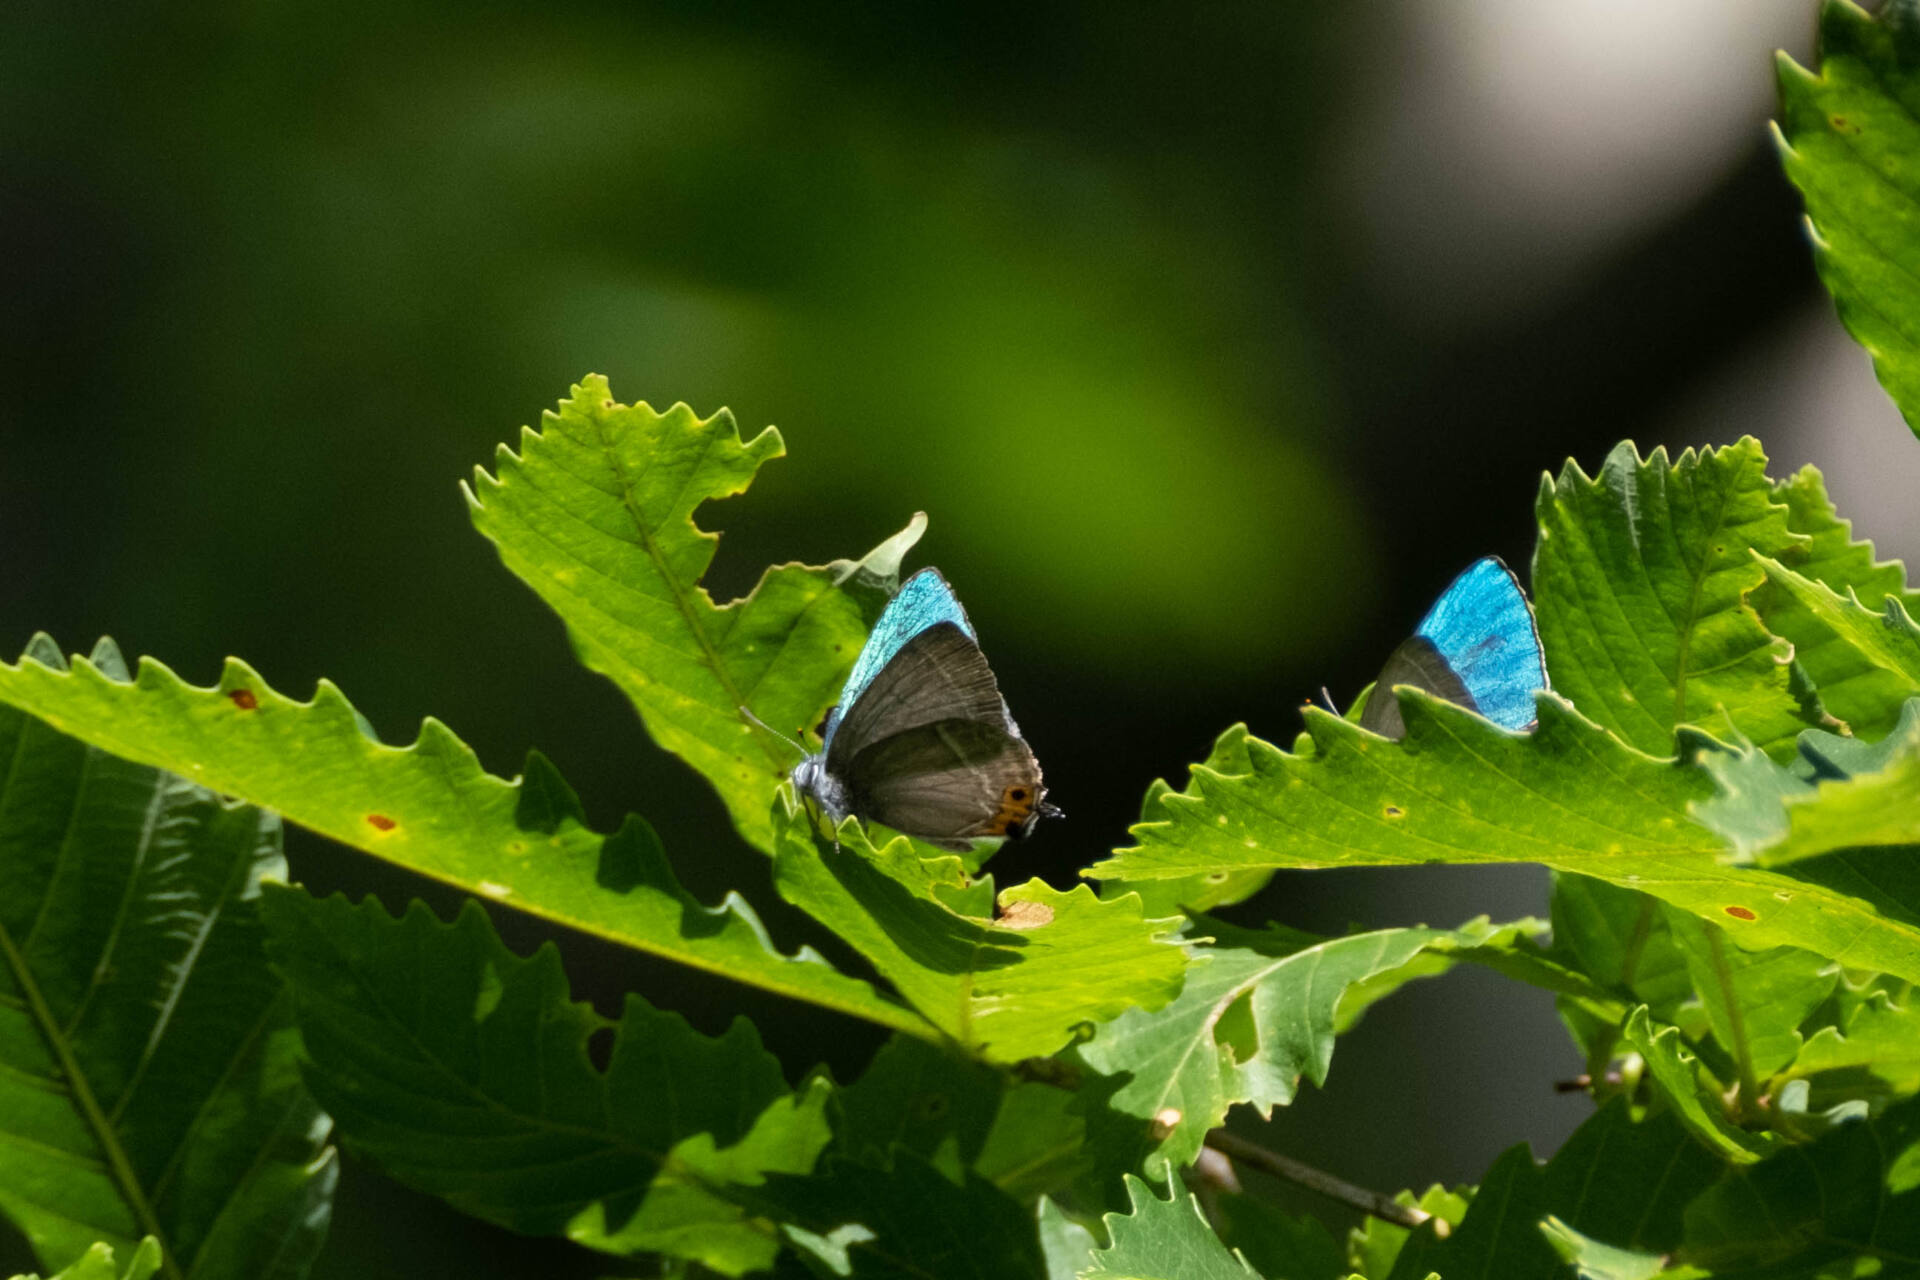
[[1078, 921, 1445, 1170], [1115, 727, 1274, 919], [466, 374, 915, 853], [1754, 555, 1920, 740], [259, 887, 830, 1276], [0, 639, 929, 1041], [1328, 917, 1616, 1039], [1346, 1186, 1471, 1280], [1693, 699, 1920, 866], [1660, 907, 1839, 1084], [771, 798, 1187, 1063], [761, 1151, 1045, 1280], [1621, 1007, 1774, 1163], [1093, 693, 1920, 982], [1776, 0, 1920, 437], [1539, 1220, 1707, 1280], [1211, 1193, 1343, 1280], [1391, 1102, 1721, 1280], [1083, 1176, 1260, 1279], [6, 1238, 162, 1280], [0, 650, 333, 1280], [1532, 440, 1811, 758], [1038, 1198, 1099, 1280], [1386, 1146, 1557, 1280], [830, 1035, 1007, 1178], [1549, 875, 1697, 1032], [1787, 989, 1920, 1105], [1758, 475, 1920, 740], [1680, 1093, 1920, 1274]]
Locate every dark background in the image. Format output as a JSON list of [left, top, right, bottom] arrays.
[[5, 1, 1918, 1274]]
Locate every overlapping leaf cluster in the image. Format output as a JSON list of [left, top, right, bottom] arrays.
[[4, 3, 1920, 1268]]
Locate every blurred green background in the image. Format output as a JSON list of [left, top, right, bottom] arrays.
[[6, 0, 1919, 1274]]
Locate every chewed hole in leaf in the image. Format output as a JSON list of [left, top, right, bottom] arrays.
[[1216, 990, 1259, 1065]]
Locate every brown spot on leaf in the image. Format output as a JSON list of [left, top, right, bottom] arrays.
[[1384, 805, 1405, 818], [1724, 905, 1757, 921], [227, 689, 258, 710], [997, 900, 1054, 930], [366, 814, 398, 832]]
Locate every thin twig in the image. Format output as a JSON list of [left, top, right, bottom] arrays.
[[1205, 1130, 1439, 1234]]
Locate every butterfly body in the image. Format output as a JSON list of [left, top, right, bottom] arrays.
[[793, 568, 1057, 851], [1359, 556, 1547, 738]]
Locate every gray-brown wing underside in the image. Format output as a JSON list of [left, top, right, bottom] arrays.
[[825, 622, 1043, 848], [1357, 636, 1478, 740], [825, 622, 1010, 774], [846, 718, 1044, 849]]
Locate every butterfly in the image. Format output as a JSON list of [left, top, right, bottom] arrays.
[[1357, 556, 1549, 739], [787, 567, 1060, 852]]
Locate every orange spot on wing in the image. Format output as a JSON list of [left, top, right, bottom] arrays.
[[1724, 905, 1757, 921], [366, 814, 397, 832], [227, 689, 258, 710]]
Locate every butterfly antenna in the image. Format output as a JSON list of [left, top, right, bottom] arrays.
[[738, 705, 807, 757]]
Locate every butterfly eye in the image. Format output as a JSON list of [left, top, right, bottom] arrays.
[[1009, 787, 1028, 801]]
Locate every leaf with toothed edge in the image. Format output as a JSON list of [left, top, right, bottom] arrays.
[[1081, 1175, 1262, 1279], [1750, 555, 1920, 742], [465, 374, 925, 854], [769, 794, 1188, 1064], [0, 638, 333, 1280], [1532, 439, 1813, 761], [7, 1238, 163, 1280], [1089, 691, 1920, 983], [1692, 697, 1920, 866], [0, 637, 932, 1040], [259, 886, 833, 1276], [1776, 0, 1920, 438], [1078, 918, 1519, 1173]]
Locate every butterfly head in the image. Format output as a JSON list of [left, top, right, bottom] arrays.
[[790, 751, 851, 826]]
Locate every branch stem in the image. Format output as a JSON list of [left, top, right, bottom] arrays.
[[1204, 1130, 1438, 1234]]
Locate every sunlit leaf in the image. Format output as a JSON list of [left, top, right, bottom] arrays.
[[1083, 1176, 1260, 1279], [262, 887, 835, 1275], [1753, 555, 1920, 740], [1091, 695, 1920, 982], [0, 643, 333, 1280], [1776, 0, 1920, 437], [1539, 1220, 1707, 1280], [1346, 1186, 1471, 1280], [1037, 1198, 1097, 1280], [1787, 988, 1920, 1105], [1660, 906, 1838, 1083], [466, 374, 920, 852], [1620, 1007, 1773, 1163], [1077, 920, 1448, 1169], [1693, 697, 1920, 866], [1753, 479, 1920, 741], [771, 798, 1187, 1063], [0, 638, 927, 1039], [5, 1238, 161, 1280], [1385, 1146, 1555, 1280], [1532, 439, 1810, 758]]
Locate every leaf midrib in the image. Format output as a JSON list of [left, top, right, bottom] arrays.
[[584, 409, 786, 774], [0, 921, 181, 1280]]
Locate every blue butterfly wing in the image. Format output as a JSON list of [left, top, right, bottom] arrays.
[[1411, 556, 1547, 731], [831, 568, 975, 738]]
